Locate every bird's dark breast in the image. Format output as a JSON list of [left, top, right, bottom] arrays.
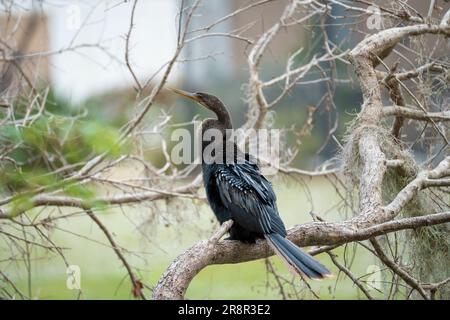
[[202, 163, 286, 243], [202, 163, 232, 223]]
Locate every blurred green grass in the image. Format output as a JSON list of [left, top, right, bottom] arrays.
[[1, 177, 380, 299]]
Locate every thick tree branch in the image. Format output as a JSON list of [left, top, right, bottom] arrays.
[[153, 220, 233, 300], [153, 212, 450, 299]]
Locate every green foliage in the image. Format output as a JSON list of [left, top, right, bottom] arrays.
[[8, 194, 34, 218], [0, 89, 129, 196], [79, 121, 122, 156]]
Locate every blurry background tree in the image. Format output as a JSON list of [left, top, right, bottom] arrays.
[[0, 0, 448, 300]]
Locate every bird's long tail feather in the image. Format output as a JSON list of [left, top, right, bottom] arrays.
[[265, 233, 332, 280]]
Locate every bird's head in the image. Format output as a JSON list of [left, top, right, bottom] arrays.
[[168, 87, 224, 113], [169, 87, 232, 129]]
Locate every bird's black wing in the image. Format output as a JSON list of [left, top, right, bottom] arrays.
[[214, 161, 286, 236]]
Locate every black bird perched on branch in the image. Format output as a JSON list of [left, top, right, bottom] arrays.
[[170, 88, 332, 280]]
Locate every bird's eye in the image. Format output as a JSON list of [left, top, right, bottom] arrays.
[[196, 93, 205, 102]]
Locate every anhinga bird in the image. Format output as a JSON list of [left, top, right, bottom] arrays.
[[170, 88, 332, 280]]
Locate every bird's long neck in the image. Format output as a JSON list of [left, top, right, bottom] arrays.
[[214, 105, 232, 130], [200, 106, 235, 165]]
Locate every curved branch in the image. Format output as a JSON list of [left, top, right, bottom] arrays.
[[153, 220, 233, 300], [382, 106, 450, 122], [153, 212, 450, 299], [0, 176, 203, 219]]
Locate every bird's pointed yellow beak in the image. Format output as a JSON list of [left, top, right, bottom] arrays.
[[168, 87, 201, 103]]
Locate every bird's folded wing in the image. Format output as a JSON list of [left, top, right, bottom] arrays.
[[214, 162, 285, 235]]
